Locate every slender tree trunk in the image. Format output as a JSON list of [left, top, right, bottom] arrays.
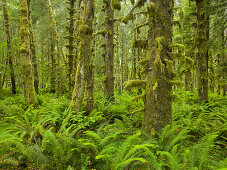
[[50, 34, 56, 93], [104, 0, 114, 101], [65, 0, 76, 92], [3, 0, 16, 94], [142, 0, 173, 134], [196, 0, 208, 103], [48, 0, 67, 68], [20, 0, 37, 105], [27, 0, 39, 94], [71, 0, 95, 113]]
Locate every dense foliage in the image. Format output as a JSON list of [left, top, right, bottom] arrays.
[[0, 89, 226, 169], [0, 0, 226, 169]]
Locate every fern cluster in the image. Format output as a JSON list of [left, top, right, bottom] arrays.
[[0, 89, 226, 169]]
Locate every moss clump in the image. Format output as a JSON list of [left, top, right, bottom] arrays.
[[100, 43, 106, 48], [121, 12, 133, 24], [170, 80, 185, 88], [124, 80, 146, 91], [154, 37, 165, 72], [111, 0, 121, 10], [78, 24, 90, 34], [185, 56, 194, 66], [164, 59, 173, 73], [132, 39, 147, 49], [147, 2, 156, 15]]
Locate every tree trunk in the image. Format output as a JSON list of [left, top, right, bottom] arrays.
[[50, 34, 56, 93], [142, 0, 173, 134], [104, 0, 115, 102], [3, 0, 16, 94], [196, 0, 208, 103], [27, 0, 39, 94], [20, 0, 37, 105], [71, 0, 95, 113], [66, 0, 76, 92]]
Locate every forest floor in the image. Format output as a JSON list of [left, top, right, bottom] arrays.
[[0, 89, 226, 169]]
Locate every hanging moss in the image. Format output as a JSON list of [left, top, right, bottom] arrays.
[[170, 80, 185, 88], [132, 94, 145, 102], [147, 2, 156, 15], [111, 0, 121, 10], [185, 56, 194, 66], [154, 37, 165, 72], [124, 80, 146, 91], [173, 20, 181, 28], [132, 39, 147, 49], [164, 59, 173, 73], [121, 11, 133, 24], [78, 24, 90, 34]]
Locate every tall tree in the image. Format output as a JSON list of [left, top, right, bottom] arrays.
[[142, 0, 173, 134], [65, 0, 76, 92], [27, 0, 39, 94], [20, 0, 37, 105], [71, 0, 95, 113], [2, 0, 16, 94], [103, 0, 115, 101], [196, 0, 208, 103]]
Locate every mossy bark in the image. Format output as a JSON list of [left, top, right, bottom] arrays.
[[65, 0, 76, 92], [3, 0, 16, 94], [71, 0, 94, 113], [20, 0, 37, 106], [48, 0, 67, 68], [50, 34, 56, 93], [104, 0, 115, 101], [142, 0, 173, 134], [27, 0, 39, 94], [196, 0, 208, 103]]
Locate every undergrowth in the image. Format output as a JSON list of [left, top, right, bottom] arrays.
[[0, 89, 226, 169]]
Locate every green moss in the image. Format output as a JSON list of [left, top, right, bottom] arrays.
[[170, 80, 185, 88], [124, 80, 146, 91], [147, 2, 156, 16], [154, 37, 165, 72], [100, 43, 106, 48], [121, 12, 133, 24], [78, 24, 90, 34], [164, 59, 173, 73], [111, 0, 121, 10], [185, 56, 194, 65]]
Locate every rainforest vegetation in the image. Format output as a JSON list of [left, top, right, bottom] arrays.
[[0, 0, 226, 169]]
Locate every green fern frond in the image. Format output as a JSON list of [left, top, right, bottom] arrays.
[[115, 157, 147, 170], [84, 131, 102, 144], [158, 151, 180, 170]]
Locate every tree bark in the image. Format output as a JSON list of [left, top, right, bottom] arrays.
[[71, 0, 94, 113], [27, 0, 39, 94], [3, 0, 16, 94], [20, 0, 37, 105], [196, 0, 208, 103], [66, 0, 76, 92], [142, 0, 173, 134], [104, 0, 115, 102]]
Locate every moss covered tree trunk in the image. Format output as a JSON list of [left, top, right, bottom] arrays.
[[196, 0, 208, 103], [50, 33, 56, 93], [3, 0, 16, 94], [65, 0, 76, 92], [142, 0, 173, 134], [27, 0, 39, 94], [20, 0, 37, 105], [104, 0, 115, 101], [71, 0, 94, 113]]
